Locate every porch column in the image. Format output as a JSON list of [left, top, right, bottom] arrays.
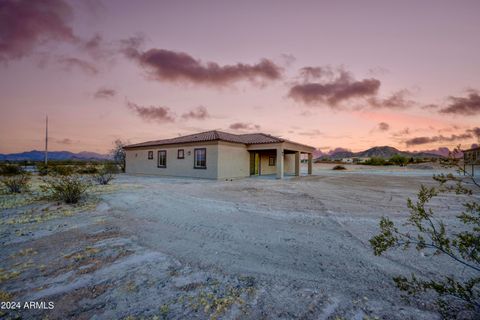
[[276, 147, 284, 179], [308, 153, 313, 175], [295, 151, 301, 176]]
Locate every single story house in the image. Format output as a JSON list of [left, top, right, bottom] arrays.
[[123, 130, 315, 179]]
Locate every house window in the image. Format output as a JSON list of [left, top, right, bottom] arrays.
[[177, 149, 184, 159], [269, 155, 276, 166], [194, 148, 206, 169], [157, 150, 166, 168], [148, 151, 153, 159]]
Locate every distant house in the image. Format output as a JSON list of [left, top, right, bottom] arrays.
[[463, 146, 480, 176], [124, 130, 315, 179]]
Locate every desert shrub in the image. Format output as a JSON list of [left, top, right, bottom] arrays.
[[36, 163, 49, 176], [0, 164, 25, 176], [41, 175, 91, 204], [76, 165, 99, 174], [363, 157, 388, 166], [1, 175, 30, 193], [93, 163, 119, 185], [332, 165, 346, 170], [370, 147, 480, 318], [50, 165, 76, 176]]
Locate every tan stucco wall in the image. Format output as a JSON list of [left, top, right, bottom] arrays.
[[125, 143, 219, 179], [284, 154, 295, 174], [260, 153, 276, 175], [217, 142, 250, 179]]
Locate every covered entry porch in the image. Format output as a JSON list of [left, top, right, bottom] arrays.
[[247, 141, 314, 179]]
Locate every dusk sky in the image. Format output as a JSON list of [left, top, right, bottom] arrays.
[[1, 0, 479, 154]]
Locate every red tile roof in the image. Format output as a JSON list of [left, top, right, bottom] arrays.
[[124, 130, 314, 149]]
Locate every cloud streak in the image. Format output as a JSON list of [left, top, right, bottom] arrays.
[[288, 67, 380, 107], [378, 122, 390, 131], [229, 122, 261, 131], [94, 88, 116, 99], [0, 0, 77, 61], [122, 40, 283, 87], [439, 92, 480, 116], [126, 101, 175, 123], [181, 106, 209, 120], [405, 127, 480, 146], [58, 57, 98, 75]]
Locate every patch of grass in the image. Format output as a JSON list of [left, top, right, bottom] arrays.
[[1, 199, 99, 225], [0, 290, 13, 301], [63, 246, 101, 261], [0, 269, 21, 284], [10, 248, 37, 258], [187, 282, 255, 320]]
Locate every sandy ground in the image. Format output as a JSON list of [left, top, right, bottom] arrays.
[[0, 164, 475, 319]]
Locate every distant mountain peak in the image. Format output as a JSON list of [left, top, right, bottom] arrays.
[[0, 150, 109, 161]]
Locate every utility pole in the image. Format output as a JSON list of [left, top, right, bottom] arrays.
[[45, 115, 48, 166]]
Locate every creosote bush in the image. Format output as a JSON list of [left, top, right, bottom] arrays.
[[41, 175, 91, 204], [1, 175, 30, 193], [93, 164, 117, 185], [0, 164, 25, 176], [369, 147, 479, 318]]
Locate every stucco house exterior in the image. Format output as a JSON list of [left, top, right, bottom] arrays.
[[124, 130, 315, 179]]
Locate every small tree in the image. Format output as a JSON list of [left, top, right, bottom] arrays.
[[389, 154, 409, 166], [370, 147, 479, 318], [110, 139, 127, 172]]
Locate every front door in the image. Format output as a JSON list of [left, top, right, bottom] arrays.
[[250, 152, 260, 175]]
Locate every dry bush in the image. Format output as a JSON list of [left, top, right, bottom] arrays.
[[0, 164, 25, 176], [93, 163, 118, 185], [1, 175, 30, 193], [41, 175, 91, 204]]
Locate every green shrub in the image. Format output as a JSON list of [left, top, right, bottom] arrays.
[[1, 175, 30, 193], [0, 164, 25, 176], [389, 154, 409, 166], [76, 165, 99, 174], [50, 165, 76, 176], [332, 165, 346, 170], [41, 175, 91, 204]]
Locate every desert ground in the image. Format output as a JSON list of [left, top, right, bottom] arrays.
[[0, 164, 473, 319]]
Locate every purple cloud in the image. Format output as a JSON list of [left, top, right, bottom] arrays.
[[181, 106, 209, 120], [439, 92, 480, 116], [0, 0, 77, 61], [126, 101, 175, 123], [229, 122, 261, 131], [58, 57, 98, 75], [122, 41, 283, 86], [378, 122, 390, 131], [405, 127, 480, 146], [94, 88, 116, 99], [288, 67, 380, 107]]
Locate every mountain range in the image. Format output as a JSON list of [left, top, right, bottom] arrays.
[[315, 146, 448, 160], [0, 150, 109, 161]]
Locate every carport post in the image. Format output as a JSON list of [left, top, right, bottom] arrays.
[[295, 151, 301, 176], [276, 147, 284, 179], [308, 153, 313, 175]]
